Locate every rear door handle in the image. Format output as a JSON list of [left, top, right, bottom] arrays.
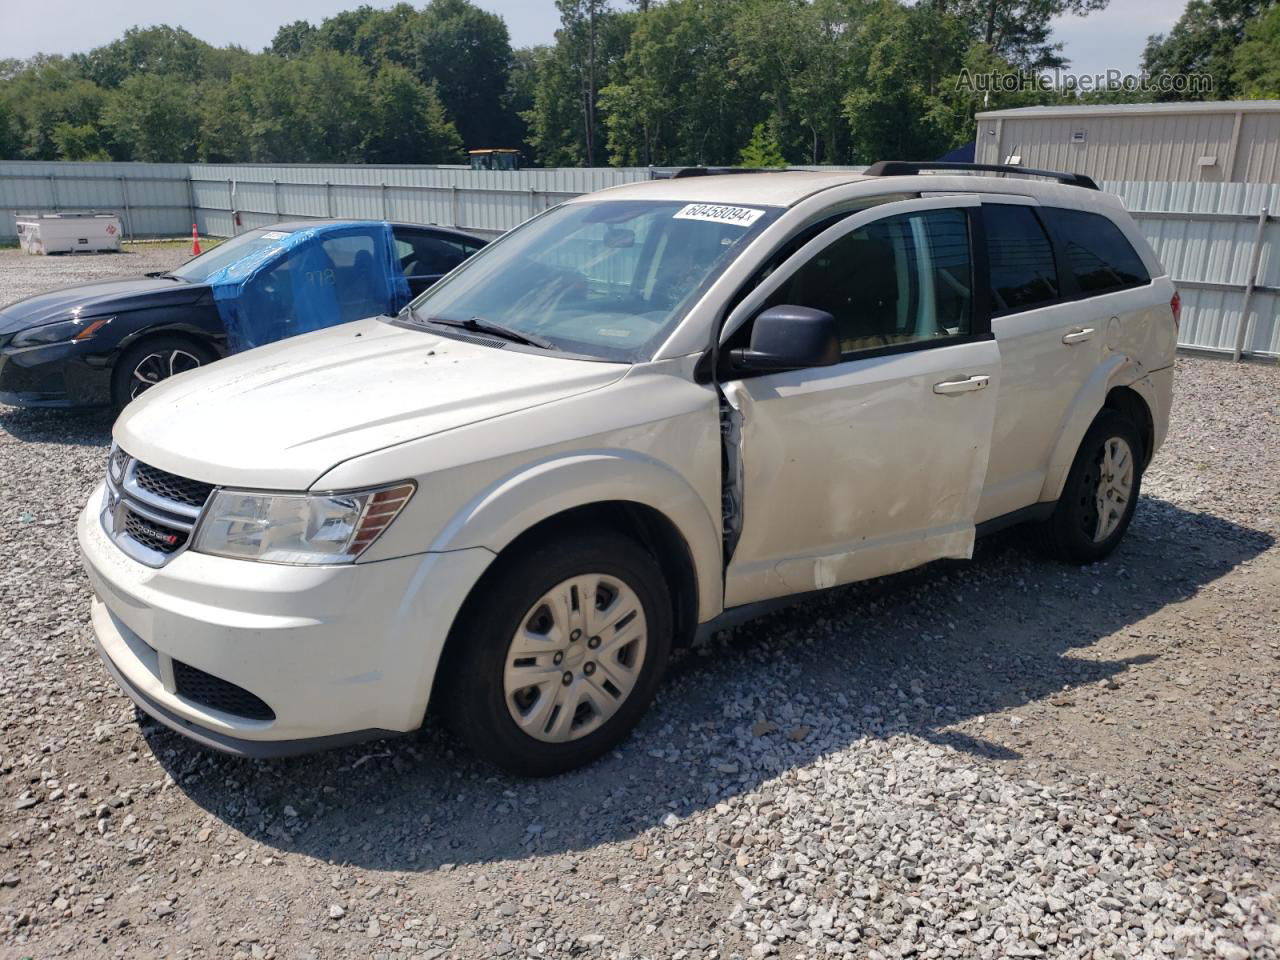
[[933, 375, 990, 395], [1062, 327, 1095, 345]]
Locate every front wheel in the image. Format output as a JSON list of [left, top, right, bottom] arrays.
[[441, 533, 673, 777], [1040, 410, 1144, 564], [112, 336, 215, 412]]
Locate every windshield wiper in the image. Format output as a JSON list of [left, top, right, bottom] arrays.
[[424, 315, 556, 350], [145, 272, 187, 282]]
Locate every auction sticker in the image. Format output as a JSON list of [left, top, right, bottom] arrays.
[[674, 203, 765, 227]]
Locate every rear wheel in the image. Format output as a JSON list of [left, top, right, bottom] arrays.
[[1040, 410, 1143, 564], [112, 336, 215, 412], [441, 533, 672, 777]]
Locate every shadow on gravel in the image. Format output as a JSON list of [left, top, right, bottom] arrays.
[[0, 405, 114, 446], [145, 494, 1272, 872]]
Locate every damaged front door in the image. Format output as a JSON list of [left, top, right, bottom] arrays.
[[719, 196, 1000, 607]]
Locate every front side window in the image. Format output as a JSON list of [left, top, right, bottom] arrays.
[[983, 204, 1059, 316], [319, 234, 386, 325], [761, 207, 973, 356], [1041, 207, 1151, 295], [399, 199, 781, 361]]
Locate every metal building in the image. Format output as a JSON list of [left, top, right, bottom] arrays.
[[974, 101, 1280, 183]]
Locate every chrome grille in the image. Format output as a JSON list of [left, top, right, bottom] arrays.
[[133, 462, 214, 509], [101, 445, 215, 567], [122, 511, 186, 554]]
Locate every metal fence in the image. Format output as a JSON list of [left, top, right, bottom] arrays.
[[2, 160, 1276, 359], [1109, 181, 1279, 361]]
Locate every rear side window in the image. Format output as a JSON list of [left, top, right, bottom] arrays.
[[983, 204, 1059, 316], [1042, 208, 1150, 294]]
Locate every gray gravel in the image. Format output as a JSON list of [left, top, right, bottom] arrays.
[[2, 248, 1278, 959]]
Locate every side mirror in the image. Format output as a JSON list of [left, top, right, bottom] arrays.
[[728, 305, 841, 373]]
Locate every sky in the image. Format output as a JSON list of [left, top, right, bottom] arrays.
[[0, 0, 1181, 78]]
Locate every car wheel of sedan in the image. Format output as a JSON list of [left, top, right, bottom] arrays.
[[1041, 410, 1144, 564], [441, 532, 673, 777], [112, 336, 215, 411]]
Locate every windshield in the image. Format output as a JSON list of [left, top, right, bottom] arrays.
[[169, 228, 295, 283], [400, 199, 780, 361]]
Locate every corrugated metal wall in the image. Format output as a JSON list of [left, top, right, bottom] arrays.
[[0, 161, 192, 239], [1110, 181, 1280, 358], [976, 112, 1246, 181], [2, 161, 1275, 358], [186, 163, 655, 238]]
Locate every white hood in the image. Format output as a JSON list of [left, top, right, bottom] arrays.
[[115, 318, 627, 489]]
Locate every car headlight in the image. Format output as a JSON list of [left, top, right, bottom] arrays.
[[192, 482, 415, 565], [11, 315, 114, 349]]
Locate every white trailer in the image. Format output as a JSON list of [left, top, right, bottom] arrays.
[[15, 213, 123, 255]]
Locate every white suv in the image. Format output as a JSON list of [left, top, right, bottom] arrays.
[[78, 163, 1177, 775]]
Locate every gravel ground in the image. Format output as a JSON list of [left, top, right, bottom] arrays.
[[1, 249, 1278, 960]]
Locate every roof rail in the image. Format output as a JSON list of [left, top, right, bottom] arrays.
[[660, 166, 792, 179], [863, 160, 1099, 191]]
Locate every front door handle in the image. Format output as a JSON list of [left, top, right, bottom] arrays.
[[933, 374, 990, 395], [1062, 327, 1095, 345]]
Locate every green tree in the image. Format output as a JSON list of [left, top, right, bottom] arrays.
[[739, 121, 787, 166], [597, 0, 749, 167], [101, 73, 201, 161], [270, 21, 317, 59], [525, 44, 584, 165], [364, 64, 463, 163], [1232, 3, 1280, 96], [311, 3, 419, 70], [950, 0, 1110, 70], [842, 0, 950, 162], [51, 122, 109, 160], [76, 25, 209, 88], [0, 100, 19, 159], [288, 50, 373, 162], [787, 0, 858, 163], [0, 57, 108, 159], [414, 0, 516, 148], [554, 0, 612, 165], [1142, 0, 1272, 100]]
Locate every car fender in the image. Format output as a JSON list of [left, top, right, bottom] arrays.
[[1039, 353, 1154, 503], [427, 449, 723, 624], [109, 305, 227, 360]]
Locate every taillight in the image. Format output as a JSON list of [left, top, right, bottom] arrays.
[[1170, 291, 1181, 331]]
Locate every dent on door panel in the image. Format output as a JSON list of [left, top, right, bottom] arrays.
[[721, 340, 1001, 607]]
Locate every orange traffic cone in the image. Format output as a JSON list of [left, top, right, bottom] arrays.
[[190, 224, 202, 257]]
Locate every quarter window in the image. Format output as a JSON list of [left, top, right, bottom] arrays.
[[762, 208, 973, 356], [983, 204, 1059, 316], [1041, 207, 1150, 294]]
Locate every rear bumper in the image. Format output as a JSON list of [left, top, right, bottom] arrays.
[[1147, 364, 1174, 459]]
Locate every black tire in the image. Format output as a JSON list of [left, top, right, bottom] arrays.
[[1040, 410, 1144, 564], [440, 532, 673, 777], [112, 336, 216, 412]]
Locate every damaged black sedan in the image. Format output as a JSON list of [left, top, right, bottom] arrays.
[[0, 219, 484, 410]]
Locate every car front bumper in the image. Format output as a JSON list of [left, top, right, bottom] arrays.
[[77, 483, 494, 755], [0, 340, 113, 407]]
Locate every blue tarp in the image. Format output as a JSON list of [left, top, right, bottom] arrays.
[[207, 221, 411, 353], [937, 141, 976, 163]]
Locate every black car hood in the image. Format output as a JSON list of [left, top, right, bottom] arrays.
[[0, 277, 210, 334]]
